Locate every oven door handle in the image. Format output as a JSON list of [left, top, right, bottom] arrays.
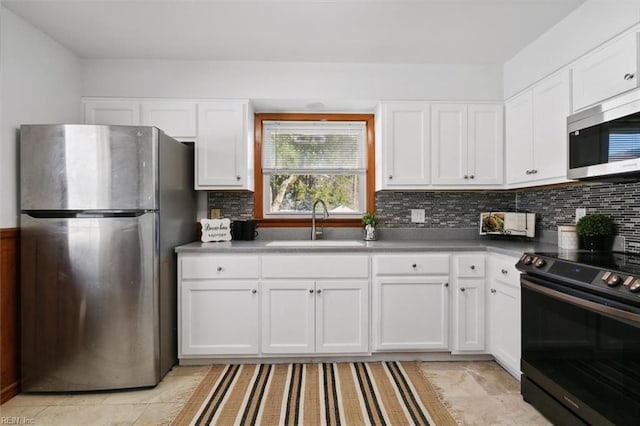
[[522, 278, 640, 325]]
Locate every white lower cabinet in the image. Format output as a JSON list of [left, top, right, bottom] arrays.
[[180, 280, 259, 356], [451, 254, 486, 352], [373, 254, 450, 351], [178, 254, 260, 357], [488, 254, 522, 378], [261, 279, 369, 354]]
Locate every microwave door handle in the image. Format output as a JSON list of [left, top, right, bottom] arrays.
[[521, 279, 640, 325]]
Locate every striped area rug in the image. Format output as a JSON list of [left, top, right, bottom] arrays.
[[172, 362, 457, 426]]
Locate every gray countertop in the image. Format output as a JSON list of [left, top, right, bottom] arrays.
[[175, 238, 558, 257]]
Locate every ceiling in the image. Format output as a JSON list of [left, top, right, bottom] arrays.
[[3, 0, 585, 64]]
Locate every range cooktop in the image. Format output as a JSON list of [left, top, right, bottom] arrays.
[[516, 251, 640, 304]]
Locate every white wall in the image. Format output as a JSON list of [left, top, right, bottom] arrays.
[[80, 59, 503, 105], [504, 0, 640, 98], [0, 6, 81, 228]]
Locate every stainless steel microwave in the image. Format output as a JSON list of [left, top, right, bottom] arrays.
[[567, 89, 640, 181]]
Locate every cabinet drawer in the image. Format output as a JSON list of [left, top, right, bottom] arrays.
[[181, 255, 259, 279], [374, 254, 449, 276], [261, 255, 368, 278], [455, 254, 485, 277], [489, 254, 520, 287]]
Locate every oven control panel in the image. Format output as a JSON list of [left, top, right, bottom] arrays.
[[517, 253, 640, 302]]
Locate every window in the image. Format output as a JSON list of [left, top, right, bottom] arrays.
[[254, 113, 375, 226]]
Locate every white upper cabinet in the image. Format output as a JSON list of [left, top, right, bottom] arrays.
[[532, 71, 571, 182], [140, 101, 196, 141], [506, 70, 571, 187], [83, 100, 140, 126], [83, 98, 196, 141], [196, 100, 254, 190], [572, 32, 639, 112], [377, 102, 430, 189], [431, 104, 503, 186], [505, 92, 534, 185]]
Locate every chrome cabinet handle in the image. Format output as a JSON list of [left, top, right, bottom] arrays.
[[525, 170, 531, 175], [309, 289, 314, 293], [444, 283, 449, 287], [470, 175, 474, 179], [464, 175, 469, 179], [470, 265, 475, 270], [412, 263, 417, 268], [461, 288, 466, 292], [624, 73, 635, 80], [501, 269, 508, 274], [490, 288, 497, 293], [532, 169, 538, 174], [236, 175, 241, 180], [388, 175, 393, 179], [317, 289, 322, 295], [216, 266, 223, 272], [251, 289, 257, 294]]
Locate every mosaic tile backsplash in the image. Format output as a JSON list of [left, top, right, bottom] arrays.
[[516, 181, 640, 253], [207, 180, 640, 252]]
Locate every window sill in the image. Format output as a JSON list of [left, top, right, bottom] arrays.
[[255, 218, 363, 228]]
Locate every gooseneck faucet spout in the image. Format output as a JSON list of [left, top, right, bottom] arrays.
[[311, 199, 329, 240]]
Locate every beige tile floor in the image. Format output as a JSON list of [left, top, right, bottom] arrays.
[[1, 362, 548, 425]]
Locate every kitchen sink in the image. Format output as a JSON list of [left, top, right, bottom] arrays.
[[265, 240, 366, 247]]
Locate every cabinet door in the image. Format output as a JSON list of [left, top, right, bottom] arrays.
[[505, 91, 534, 185], [489, 280, 521, 377], [453, 279, 485, 352], [180, 280, 259, 356], [83, 100, 140, 125], [532, 70, 571, 183], [261, 280, 315, 354], [315, 280, 369, 354], [381, 102, 430, 188], [431, 104, 468, 185], [572, 32, 638, 111], [196, 101, 248, 189], [467, 104, 503, 185], [141, 101, 196, 140], [374, 277, 448, 350]]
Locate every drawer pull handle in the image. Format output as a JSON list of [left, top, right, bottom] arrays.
[[216, 266, 223, 272], [624, 73, 635, 80], [491, 288, 497, 293], [236, 175, 241, 180], [309, 289, 314, 294], [501, 269, 508, 274], [251, 289, 257, 294], [464, 175, 468, 179], [388, 174, 393, 179], [470, 175, 474, 179], [412, 263, 417, 268], [470, 265, 475, 270], [461, 287, 466, 292], [444, 283, 449, 287], [317, 289, 322, 295]]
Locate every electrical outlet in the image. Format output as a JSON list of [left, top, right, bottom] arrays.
[[575, 208, 586, 223], [411, 209, 425, 223], [210, 208, 221, 219]]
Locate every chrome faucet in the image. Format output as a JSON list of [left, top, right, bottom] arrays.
[[311, 199, 329, 240]]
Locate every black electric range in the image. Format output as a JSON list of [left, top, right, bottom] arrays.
[[516, 251, 640, 426]]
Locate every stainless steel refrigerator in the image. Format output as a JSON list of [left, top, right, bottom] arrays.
[[20, 124, 196, 392]]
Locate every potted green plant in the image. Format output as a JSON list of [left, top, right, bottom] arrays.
[[362, 212, 379, 241], [576, 214, 614, 251]]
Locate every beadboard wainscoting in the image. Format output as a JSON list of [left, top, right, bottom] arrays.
[[1, 228, 20, 403]]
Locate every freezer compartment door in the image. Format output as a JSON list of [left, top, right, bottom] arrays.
[[20, 213, 160, 391], [20, 124, 158, 211]]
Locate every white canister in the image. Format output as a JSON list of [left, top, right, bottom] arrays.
[[558, 224, 579, 250]]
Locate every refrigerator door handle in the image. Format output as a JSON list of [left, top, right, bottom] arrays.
[[22, 210, 152, 219]]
